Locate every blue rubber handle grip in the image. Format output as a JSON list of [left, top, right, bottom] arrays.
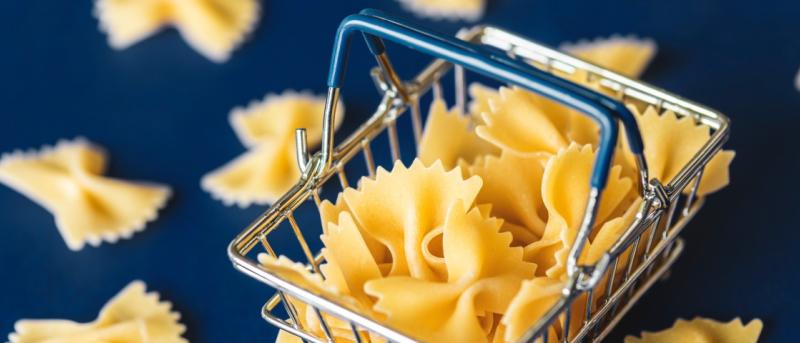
[[327, 10, 643, 189]]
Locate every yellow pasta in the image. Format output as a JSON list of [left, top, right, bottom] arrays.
[[477, 86, 570, 157], [396, 0, 485, 21], [339, 159, 483, 280], [562, 36, 657, 78], [365, 202, 536, 343], [418, 97, 498, 170], [619, 106, 735, 196], [0, 139, 171, 251], [523, 143, 633, 278], [469, 152, 547, 246], [321, 212, 384, 307], [202, 91, 344, 207], [8, 281, 186, 343], [258, 254, 375, 343], [468, 82, 500, 125], [476, 35, 658, 157], [95, 0, 260, 62], [230, 91, 343, 148], [625, 317, 763, 343], [502, 277, 562, 342]]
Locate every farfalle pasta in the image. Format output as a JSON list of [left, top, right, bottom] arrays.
[[0, 138, 171, 251], [469, 152, 547, 246], [475, 35, 657, 157], [259, 254, 376, 343], [335, 159, 482, 279], [502, 277, 588, 342], [625, 317, 763, 343], [476, 86, 571, 157], [202, 91, 344, 207], [523, 143, 633, 279], [418, 97, 498, 171], [365, 202, 536, 343], [396, 0, 485, 21], [95, 0, 260, 62], [8, 281, 186, 343], [619, 106, 735, 196], [561, 35, 657, 79]]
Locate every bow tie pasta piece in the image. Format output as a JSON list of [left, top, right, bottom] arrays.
[[321, 212, 385, 307], [202, 91, 344, 207], [625, 317, 763, 343], [230, 91, 344, 148], [501, 278, 560, 343], [469, 152, 547, 246], [342, 159, 482, 280], [561, 36, 657, 79], [258, 255, 376, 343], [201, 138, 297, 207], [8, 281, 186, 343], [501, 277, 588, 342], [477, 87, 571, 157], [319, 194, 390, 275], [94, 0, 170, 50], [524, 143, 634, 279], [418, 97, 499, 170], [95, 0, 260, 62], [475, 36, 658, 152], [396, 0, 485, 21], [583, 197, 643, 265], [364, 202, 536, 343], [619, 106, 735, 196], [0, 139, 171, 251]]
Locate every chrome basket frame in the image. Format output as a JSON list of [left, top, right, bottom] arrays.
[[228, 23, 729, 343]]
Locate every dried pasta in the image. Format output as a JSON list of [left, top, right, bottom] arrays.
[[364, 202, 536, 343], [502, 278, 565, 342], [467, 82, 499, 125], [230, 91, 342, 148], [202, 91, 343, 207], [561, 35, 657, 78], [94, 0, 260, 62], [476, 86, 571, 157], [625, 317, 763, 343], [476, 35, 658, 157], [619, 106, 735, 196], [0, 138, 171, 251], [418, 97, 498, 170], [258, 254, 375, 343], [8, 281, 186, 343], [523, 143, 633, 279], [469, 152, 547, 246], [396, 0, 485, 21]]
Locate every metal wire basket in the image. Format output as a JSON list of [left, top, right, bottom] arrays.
[[228, 9, 730, 343]]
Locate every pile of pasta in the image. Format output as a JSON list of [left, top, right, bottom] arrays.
[[259, 37, 744, 343]]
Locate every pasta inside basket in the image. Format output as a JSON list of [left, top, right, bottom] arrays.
[[228, 10, 731, 343]]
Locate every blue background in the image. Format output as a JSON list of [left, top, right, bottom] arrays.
[[1, 0, 798, 342]]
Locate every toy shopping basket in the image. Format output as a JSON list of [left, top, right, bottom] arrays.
[[228, 9, 730, 343]]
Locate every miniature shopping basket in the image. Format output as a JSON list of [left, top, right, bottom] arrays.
[[228, 9, 730, 343]]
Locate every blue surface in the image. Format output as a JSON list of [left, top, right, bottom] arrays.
[[1, 1, 798, 342]]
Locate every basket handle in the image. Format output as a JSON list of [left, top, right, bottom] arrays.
[[313, 10, 647, 279]]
